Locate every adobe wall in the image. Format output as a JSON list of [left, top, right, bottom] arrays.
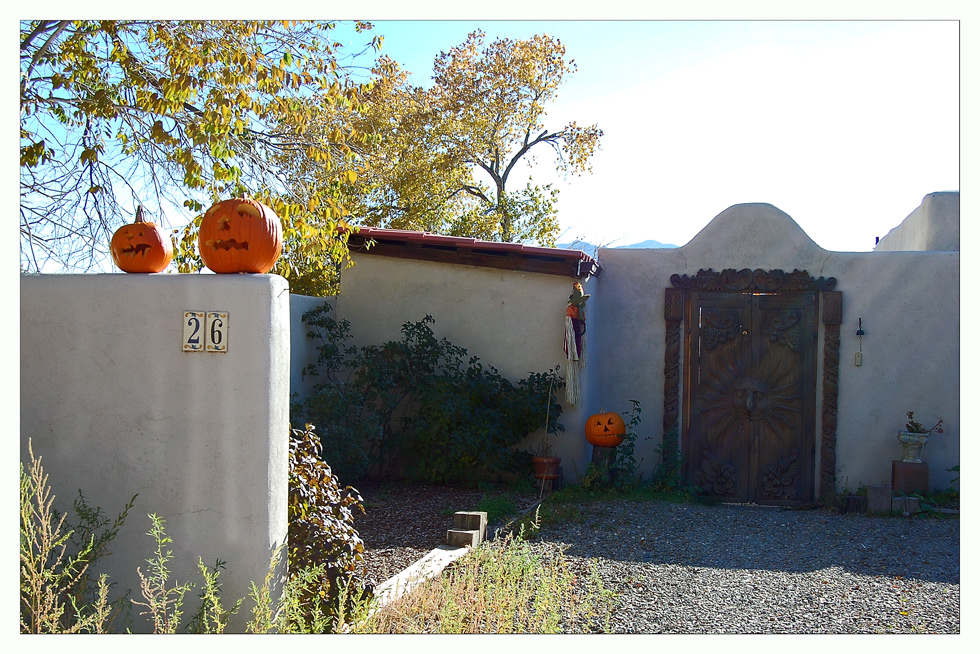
[[594, 199, 960, 493], [331, 256, 598, 481], [290, 293, 332, 408], [20, 274, 290, 633], [875, 191, 959, 252]]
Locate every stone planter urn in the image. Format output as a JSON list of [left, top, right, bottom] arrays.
[[898, 431, 929, 463]]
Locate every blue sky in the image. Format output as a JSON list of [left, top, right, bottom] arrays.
[[337, 19, 960, 251]]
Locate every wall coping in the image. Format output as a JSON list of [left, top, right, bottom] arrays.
[[347, 227, 601, 279]]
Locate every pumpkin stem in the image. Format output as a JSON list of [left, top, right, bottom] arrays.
[[135, 205, 147, 223]]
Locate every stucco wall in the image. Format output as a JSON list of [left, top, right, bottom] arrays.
[[20, 273, 290, 633], [875, 191, 959, 252], [595, 201, 959, 493], [332, 256, 597, 480], [290, 293, 331, 408]]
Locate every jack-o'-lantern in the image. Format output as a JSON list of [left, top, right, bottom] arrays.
[[585, 410, 627, 447], [110, 206, 173, 273], [199, 196, 283, 273]]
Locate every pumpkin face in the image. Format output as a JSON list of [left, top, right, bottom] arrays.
[[110, 208, 173, 273], [199, 197, 283, 274], [585, 410, 627, 447]]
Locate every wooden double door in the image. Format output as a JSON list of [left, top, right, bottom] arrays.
[[683, 291, 817, 504]]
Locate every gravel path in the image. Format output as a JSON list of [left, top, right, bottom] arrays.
[[352, 483, 959, 634], [534, 500, 959, 634]]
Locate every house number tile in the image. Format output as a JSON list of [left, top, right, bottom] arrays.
[[183, 311, 206, 352], [183, 310, 229, 353], [206, 311, 229, 353]]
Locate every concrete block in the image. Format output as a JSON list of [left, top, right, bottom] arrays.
[[892, 497, 906, 513], [454, 511, 488, 541], [905, 497, 920, 514], [867, 485, 893, 513], [446, 529, 481, 548]]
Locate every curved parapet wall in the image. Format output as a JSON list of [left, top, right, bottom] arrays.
[[875, 192, 959, 252], [681, 202, 828, 263]]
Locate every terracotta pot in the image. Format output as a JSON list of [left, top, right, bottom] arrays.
[[532, 456, 561, 480]]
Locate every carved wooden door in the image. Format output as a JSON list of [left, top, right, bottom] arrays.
[[683, 291, 817, 504]]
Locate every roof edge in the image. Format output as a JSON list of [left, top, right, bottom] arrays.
[[346, 227, 601, 279]]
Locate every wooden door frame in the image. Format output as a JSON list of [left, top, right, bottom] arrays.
[[663, 268, 841, 502]]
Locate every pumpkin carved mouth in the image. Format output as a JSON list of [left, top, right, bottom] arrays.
[[205, 238, 250, 251], [119, 243, 154, 256]]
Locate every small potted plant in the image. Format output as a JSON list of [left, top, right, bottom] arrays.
[[529, 369, 565, 482], [898, 410, 943, 463]]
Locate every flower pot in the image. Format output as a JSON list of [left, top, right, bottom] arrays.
[[898, 431, 929, 464], [532, 456, 561, 480]]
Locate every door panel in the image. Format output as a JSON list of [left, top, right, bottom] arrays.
[[684, 291, 816, 504]]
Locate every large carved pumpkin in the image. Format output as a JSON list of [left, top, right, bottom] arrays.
[[110, 207, 173, 273], [585, 410, 627, 447], [199, 197, 283, 273]]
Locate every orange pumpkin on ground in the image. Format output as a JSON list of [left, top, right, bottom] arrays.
[[585, 410, 627, 447], [199, 197, 283, 273], [110, 207, 173, 273]]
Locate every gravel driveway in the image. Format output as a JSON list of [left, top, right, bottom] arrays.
[[352, 483, 960, 634]]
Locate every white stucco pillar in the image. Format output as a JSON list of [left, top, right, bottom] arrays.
[[21, 273, 289, 633]]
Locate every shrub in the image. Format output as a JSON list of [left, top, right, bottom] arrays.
[[288, 424, 368, 626], [295, 304, 564, 484], [293, 304, 373, 480], [20, 440, 135, 633]]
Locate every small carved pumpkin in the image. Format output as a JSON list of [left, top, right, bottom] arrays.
[[110, 206, 173, 273], [199, 196, 283, 274], [585, 410, 627, 447]]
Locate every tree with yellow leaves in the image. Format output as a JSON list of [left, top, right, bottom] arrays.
[[352, 30, 603, 246], [20, 20, 379, 277]]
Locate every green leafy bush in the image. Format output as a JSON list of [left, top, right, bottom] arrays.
[[293, 305, 374, 480], [288, 424, 367, 620], [294, 304, 564, 484]]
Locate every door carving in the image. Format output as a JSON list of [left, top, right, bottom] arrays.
[[665, 269, 838, 505]]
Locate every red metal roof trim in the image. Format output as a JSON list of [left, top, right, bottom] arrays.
[[347, 227, 601, 279]]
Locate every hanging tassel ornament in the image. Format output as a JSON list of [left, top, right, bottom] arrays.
[[563, 282, 589, 405]]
